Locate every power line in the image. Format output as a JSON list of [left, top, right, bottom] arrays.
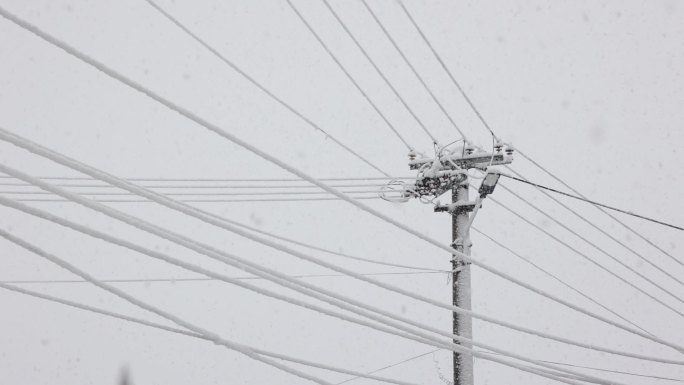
[[283, 0, 413, 151], [488, 195, 684, 321], [498, 183, 684, 308], [361, 0, 466, 140], [504, 166, 684, 291], [140, 0, 392, 177], [319, 0, 439, 144], [501, 173, 684, 232], [0, 189, 389, 196], [395, 0, 684, 287], [2, 271, 447, 285], [396, 0, 497, 141], [516, 149, 683, 266], [9, 196, 382, 203], [2, 8, 679, 355], [0, 228, 334, 385], [479, 351, 684, 383], [0, 282, 417, 385], [2, 2, 680, 380], [0, 182, 392, 189], [1, 135, 680, 366], [0, 195, 606, 385], [471, 227, 651, 335], [336, 349, 439, 385], [1, 153, 440, 274], [0, 175, 414, 182]]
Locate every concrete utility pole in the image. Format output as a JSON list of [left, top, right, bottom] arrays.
[[451, 178, 474, 384], [406, 142, 513, 385]]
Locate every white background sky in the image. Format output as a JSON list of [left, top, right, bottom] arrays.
[[0, 0, 683, 384]]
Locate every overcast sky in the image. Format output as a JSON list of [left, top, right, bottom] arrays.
[[0, 1, 683, 384]]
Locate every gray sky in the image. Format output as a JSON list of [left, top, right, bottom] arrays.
[[0, 0, 683, 384]]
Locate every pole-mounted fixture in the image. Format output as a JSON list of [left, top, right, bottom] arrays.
[[389, 140, 513, 385]]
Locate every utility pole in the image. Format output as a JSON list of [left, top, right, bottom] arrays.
[[451, 177, 473, 385], [406, 142, 513, 385]]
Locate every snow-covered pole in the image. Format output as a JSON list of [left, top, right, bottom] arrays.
[[452, 175, 474, 385], [406, 142, 513, 385]]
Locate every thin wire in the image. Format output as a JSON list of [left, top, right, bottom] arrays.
[[0, 189, 390, 196], [141, 0, 392, 176], [501, 174, 684, 232], [0, 182, 391, 189], [480, 351, 684, 383], [517, 149, 683, 266], [281, 0, 412, 151], [9, 196, 382, 203], [336, 349, 439, 385], [488, 195, 684, 320], [471, 227, 650, 335], [503, 166, 684, 286], [499, 183, 684, 307], [0, 284, 419, 385], [319, 0, 439, 144], [0, 280, 587, 385], [396, 0, 497, 141], [0, 181, 439, 273], [1, 136, 680, 366], [0, 175, 415, 182], [2, 9, 679, 354], [2, 271, 447, 285], [361, 0, 466, 140], [0, 229, 334, 385], [0, 197, 604, 385]]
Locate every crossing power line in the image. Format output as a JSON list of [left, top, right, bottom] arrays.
[[2, 130, 681, 364], [0, 2, 682, 385]]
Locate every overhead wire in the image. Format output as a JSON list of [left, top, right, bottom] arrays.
[[0, 282, 417, 385], [1, 133, 681, 366], [393, 0, 684, 326], [2, 271, 447, 285], [0, 182, 393, 189], [0, 229, 334, 385], [0, 178, 640, 385], [9, 196, 382, 203], [139, 0, 392, 177], [480, 351, 684, 383], [1, 186, 441, 273], [336, 349, 439, 385], [0, 11, 680, 355], [0, 175, 415, 182], [2, 1, 680, 380], [516, 149, 683, 266], [471, 226, 650, 335], [395, 0, 681, 267], [360, 0, 466, 140], [497, 182, 684, 305], [0, 190, 388, 196], [487, 194, 684, 320], [501, 183, 684, 304], [501, 173, 684, 232], [278, 0, 413, 151], [395, 0, 497, 141], [0, 195, 607, 385], [246, 2, 684, 352], [503, 166, 684, 286], [317, 0, 439, 144]]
